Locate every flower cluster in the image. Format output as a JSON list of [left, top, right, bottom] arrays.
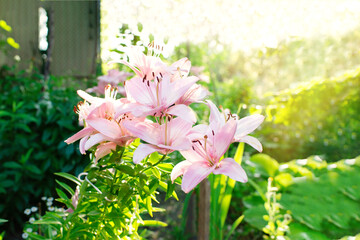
[[65, 46, 264, 193]]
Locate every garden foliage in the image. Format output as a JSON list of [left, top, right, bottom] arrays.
[[260, 68, 360, 162], [243, 153, 360, 239], [0, 66, 92, 236]]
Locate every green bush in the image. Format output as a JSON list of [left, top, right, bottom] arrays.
[[259, 68, 360, 162], [240, 154, 360, 239], [0, 65, 95, 237]]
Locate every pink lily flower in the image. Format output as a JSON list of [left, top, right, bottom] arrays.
[[123, 117, 192, 164], [65, 87, 136, 160], [118, 46, 166, 81], [171, 120, 248, 193], [166, 57, 191, 81], [206, 100, 265, 152], [125, 74, 198, 123], [86, 69, 132, 95], [176, 84, 210, 106]]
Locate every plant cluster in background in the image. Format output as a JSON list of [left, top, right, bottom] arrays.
[[259, 68, 360, 162], [0, 65, 95, 237], [231, 153, 360, 240]]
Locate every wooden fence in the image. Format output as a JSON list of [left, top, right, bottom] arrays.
[[0, 0, 100, 77]]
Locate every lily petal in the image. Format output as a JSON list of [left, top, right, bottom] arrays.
[[237, 135, 263, 152], [77, 90, 103, 104], [236, 115, 265, 138], [65, 127, 94, 144], [123, 120, 160, 145], [181, 161, 215, 193], [84, 133, 106, 150], [214, 120, 237, 159], [213, 158, 248, 182], [167, 104, 197, 124], [206, 100, 225, 126], [86, 117, 122, 140], [125, 77, 156, 106], [95, 142, 117, 162], [171, 160, 192, 182], [133, 144, 159, 164], [164, 76, 198, 106], [79, 135, 90, 154]]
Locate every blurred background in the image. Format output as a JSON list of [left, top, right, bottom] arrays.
[[1, 0, 360, 239]]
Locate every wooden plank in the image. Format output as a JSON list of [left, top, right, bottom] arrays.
[[198, 179, 210, 240]]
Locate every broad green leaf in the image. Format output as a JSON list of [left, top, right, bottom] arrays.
[[116, 165, 135, 176], [275, 173, 293, 188], [151, 167, 161, 180], [157, 163, 173, 173], [250, 154, 279, 177], [288, 222, 330, 240], [243, 204, 267, 230]]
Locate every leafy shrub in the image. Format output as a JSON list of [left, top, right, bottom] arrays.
[[241, 154, 360, 239], [23, 145, 175, 239], [259, 68, 360, 162], [0, 66, 95, 237]]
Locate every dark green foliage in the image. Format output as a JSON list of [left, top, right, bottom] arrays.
[[240, 154, 360, 239], [260, 68, 360, 162], [0, 65, 96, 237]]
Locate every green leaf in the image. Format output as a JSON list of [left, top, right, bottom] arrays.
[[234, 142, 244, 165], [25, 164, 42, 175], [140, 220, 168, 227], [146, 196, 153, 217], [275, 173, 293, 188], [250, 154, 279, 177], [55, 172, 82, 185], [288, 222, 330, 240], [56, 188, 69, 201], [159, 181, 178, 200], [243, 204, 267, 230], [151, 167, 161, 180], [3, 161, 22, 169], [55, 180, 75, 195], [116, 165, 135, 176], [32, 218, 61, 225], [0, 20, 11, 32], [26, 232, 47, 240], [225, 215, 244, 240], [165, 180, 175, 201], [157, 163, 173, 173], [0, 219, 8, 223]]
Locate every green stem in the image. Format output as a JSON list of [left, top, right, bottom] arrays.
[[139, 154, 167, 174], [248, 179, 266, 201]]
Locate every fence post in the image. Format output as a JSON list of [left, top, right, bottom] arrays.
[[198, 179, 210, 240]]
